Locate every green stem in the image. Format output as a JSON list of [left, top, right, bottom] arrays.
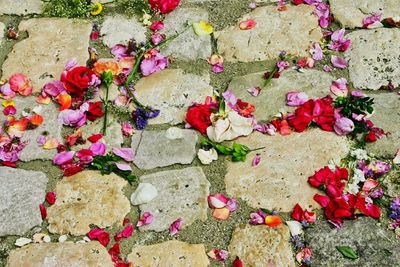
[[263, 67, 278, 88], [249, 146, 266, 152], [102, 84, 110, 135]]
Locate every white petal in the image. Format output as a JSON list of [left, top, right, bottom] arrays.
[[286, 221, 303, 236], [130, 183, 158, 205]]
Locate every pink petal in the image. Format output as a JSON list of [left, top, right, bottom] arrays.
[[115, 163, 132, 171], [330, 78, 348, 97], [226, 198, 238, 212], [65, 58, 78, 71], [247, 87, 261, 97], [112, 147, 135, 162], [89, 142, 107, 156], [286, 91, 309, 106], [208, 249, 229, 261], [169, 218, 183, 236], [239, 19, 257, 30], [208, 194, 229, 209], [137, 212, 154, 227], [252, 153, 261, 167], [53, 151, 75, 165], [114, 224, 134, 241], [331, 55, 348, 69]]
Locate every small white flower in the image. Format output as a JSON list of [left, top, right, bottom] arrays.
[[351, 149, 369, 160], [346, 182, 359, 194], [353, 168, 365, 183], [197, 148, 218, 165]]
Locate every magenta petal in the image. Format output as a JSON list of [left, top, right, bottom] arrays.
[[286, 91, 309, 106], [331, 55, 348, 69], [137, 211, 154, 227], [226, 198, 238, 212], [169, 218, 183, 236], [112, 147, 135, 162], [89, 142, 106, 156], [53, 151, 75, 165], [252, 153, 261, 167], [43, 80, 66, 97]]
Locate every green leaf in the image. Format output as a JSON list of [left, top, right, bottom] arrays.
[[215, 144, 233, 155], [336, 246, 359, 259]]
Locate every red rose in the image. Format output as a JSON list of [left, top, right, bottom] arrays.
[[186, 104, 214, 134], [292, 0, 304, 5], [148, 0, 180, 14], [313, 96, 335, 131], [86, 101, 104, 121], [288, 100, 314, 132], [308, 166, 348, 198], [61, 66, 95, 95]]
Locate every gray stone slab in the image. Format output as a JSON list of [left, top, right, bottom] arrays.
[[0, 0, 43, 15], [0, 167, 48, 236]]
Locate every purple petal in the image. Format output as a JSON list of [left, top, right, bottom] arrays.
[[112, 147, 135, 162], [65, 58, 78, 71], [89, 142, 107, 156], [252, 153, 261, 167], [331, 55, 348, 69]]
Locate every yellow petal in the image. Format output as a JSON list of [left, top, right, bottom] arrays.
[[43, 138, 59, 150], [90, 2, 103, 16], [2, 100, 15, 107], [193, 21, 214, 36]]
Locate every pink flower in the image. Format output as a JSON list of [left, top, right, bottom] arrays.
[[330, 78, 348, 97], [252, 153, 261, 167], [247, 87, 261, 97], [121, 122, 134, 136], [351, 90, 365, 98], [222, 90, 237, 110], [0, 83, 16, 99], [111, 44, 132, 60], [0, 138, 27, 162], [328, 29, 350, 52], [89, 142, 106, 156], [208, 194, 229, 209], [331, 55, 348, 69], [169, 218, 183, 236], [310, 42, 324, 61], [363, 13, 382, 28], [53, 151, 75, 165], [42, 80, 66, 97], [249, 210, 267, 225], [76, 149, 94, 164], [334, 117, 354, 135], [323, 65, 333, 72], [286, 92, 309, 106], [57, 109, 87, 127], [150, 20, 164, 31], [151, 32, 165, 45], [208, 249, 229, 261], [140, 50, 168, 76], [112, 147, 135, 162], [254, 123, 276, 135], [212, 63, 224, 74], [226, 198, 238, 212], [314, 2, 330, 28], [114, 224, 134, 241], [9, 73, 32, 96], [277, 61, 290, 72], [239, 19, 257, 30], [137, 212, 154, 227], [3, 106, 16, 116]]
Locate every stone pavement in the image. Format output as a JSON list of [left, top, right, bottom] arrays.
[[0, 0, 399, 267]]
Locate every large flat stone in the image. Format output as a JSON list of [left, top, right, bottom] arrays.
[[366, 93, 400, 157], [217, 5, 322, 62], [345, 28, 400, 90], [306, 217, 400, 266], [47, 171, 130, 236], [128, 240, 209, 266], [330, 0, 400, 29], [0, 167, 48, 236], [225, 130, 349, 211], [229, 69, 333, 121], [0, 0, 43, 15], [131, 128, 198, 170], [6, 242, 113, 267], [135, 69, 213, 125], [2, 18, 91, 93], [137, 167, 210, 232], [229, 224, 295, 266], [0, 97, 63, 161], [161, 8, 211, 60], [101, 15, 147, 48]]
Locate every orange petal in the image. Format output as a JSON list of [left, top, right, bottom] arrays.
[[43, 138, 59, 150], [265, 215, 282, 227], [8, 118, 29, 138], [239, 19, 257, 30], [29, 114, 44, 127], [212, 207, 230, 221], [57, 93, 72, 110], [9, 73, 33, 96], [36, 95, 51, 105]]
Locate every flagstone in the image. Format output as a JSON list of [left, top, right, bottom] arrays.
[[135, 167, 210, 232], [225, 130, 349, 211], [229, 224, 295, 266], [47, 171, 130, 236], [0, 22, 5, 45], [1, 18, 91, 93], [101, 15, 147, 48], [306, 217, 400, 266], [6, 242, 113, 267], [0, 0, 43, 15], [228, 69, 333, 121], [345, 28, 400, 90], [161, 7, 212, 60], [131, 128, 198, 170], [216, 5, 322, 62], [0, 97, 63, 161], [330, 0, 400, 29], [366, 93, 400, 157], [0, 167, 48, 236], [135, 69, 213, 125], [128, 240, 209, 266]]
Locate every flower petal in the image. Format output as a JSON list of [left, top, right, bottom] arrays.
[[239, 19, 257, 30]]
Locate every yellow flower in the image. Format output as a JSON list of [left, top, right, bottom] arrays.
[[2, 99, 15, 107], [90, 2, 103, 16], [193, 21, 214, 36]]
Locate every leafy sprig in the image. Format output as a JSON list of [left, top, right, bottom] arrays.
[[200, 139, 264, 162]]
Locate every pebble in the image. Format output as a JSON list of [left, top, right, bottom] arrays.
[[15, 237, 32, 247]]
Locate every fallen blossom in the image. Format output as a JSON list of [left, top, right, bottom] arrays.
[[140, 49, 168, 76], [331, 55, 348, 69], [292, 203, 316, 223], [254, 123, 276, 135], [115, 163, 132, 171], [169, 218, 183, 235], [226, 198, 238, 212], [150, 20, 164, 31], [87, 228, 110, 247], [89, 142, 107, 156], [133, 107, 160, 130], [151, 32, 165, 45], [247, 86, 261, 97], [363, 13, 382, 28], [3, 105, 16, 115], [314, 2, 330, 28], [239, 19, 257, 30], [330, 78, 348, 97], [212, 207, 230, 220], [45, 192, 56, 205], [265, 215, 282, 227], [58, 109, 86, 127], [39, 204, 47, 219], [121, 121, 134, 136], [65, 58, 78, 71], [137, 212, 154, 227], [114, 224, 134, 241], [252, 153, 261, 167], [76, 149, 94, 164], [208, 249, 228, 261], [334, 117, 354, 136], [249, 210, 267, 225], [277, 60, 290, 72], [9, 73, 32, 96], [296, 57, 315, 68], [232, 256, 243, 267], [323, 65, 333, 72], [328, 29, 350, 52], [197, 148, 218, 164], [53, 151, 75, 165], [286, 92, 309, 106], [87, 133, 103, 143], [212, 63, 224, 74], [208, 194, 229, 209], [0, 83, 16, 99], [112, 147, 135, 162], [296, 247, 313, 264], [192, 21, 214, 36], [0, 138, 27, 162], [286, 221, 303, 236], [394, 149, 400, 165], [310, 42, 324, 61]]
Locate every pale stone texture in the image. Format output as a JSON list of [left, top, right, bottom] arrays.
[[0, 0, 42, 15], [0, 22, 5, 45], [6, 242, 114, 267], [217, 5, 322, 62], [161, 8, 212, 60], [306, 217, 400, 266], [345, 28, 400, 90], [229, 224, 295, 267], [135, 69, 213, 125], [229, 69, 333, 121], [0, 167, 48, 236], [128, 240, 210, 267], [47, 171, 130, 236], [0, 97, 63, 161], [137, 167, 210, 232], [101, 15, 147, 48], [225, 130, 349, 211], [131, 128, 198, 170], [330, 0, 400, 29], [1, 18, 91, 93], [366, 93, 400, 157]]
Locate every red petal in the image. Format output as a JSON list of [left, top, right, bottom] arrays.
[[233, 256, 243, 267], [291, 204, 304, 222], [45, 192, 56, 205], [39, 204, 47, 219], [114, 224, 134, 241], [313, 194, 330, 208], [88, 133, 103, 143]]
